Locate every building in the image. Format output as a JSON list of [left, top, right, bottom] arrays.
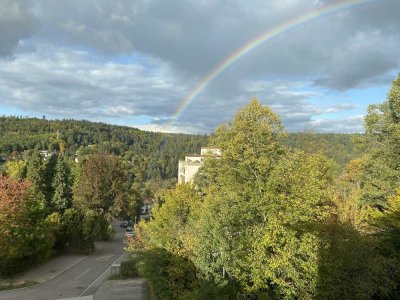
[[178, 147, 221, 184], [39, 150, 56, 160]]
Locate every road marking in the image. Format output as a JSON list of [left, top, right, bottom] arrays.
[[79, 252, 126, 297]]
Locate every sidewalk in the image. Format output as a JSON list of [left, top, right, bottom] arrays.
[[93, 278, 148, 300], [0, 242, 107, 288]]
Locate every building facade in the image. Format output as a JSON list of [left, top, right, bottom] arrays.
[[178, 147, 221, 184]]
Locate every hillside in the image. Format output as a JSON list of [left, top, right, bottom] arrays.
[[0, 116, 208, 180], [0, 116, 362, 178]]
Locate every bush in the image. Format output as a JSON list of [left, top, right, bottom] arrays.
[[120, 258, 140, 278], [62, 208, 95, 254]]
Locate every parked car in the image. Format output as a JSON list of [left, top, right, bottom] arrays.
[[126, 226, 133, 232], [125, 231, 134, 240], [120, 220, 128, 228]]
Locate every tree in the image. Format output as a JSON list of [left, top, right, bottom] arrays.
[[362, 74, 400, 206], [250, 152, 334, 298], [130, 184, 204, 300], [74, 153, 129, 220], [26, 150, 46, 196], [43, 154, 58, 207], [52, 154, 72, 213], [5, 160, 26, 179], [187, 99, 288, 290], [0, 175, 53, 275], [141, 184, 201, 254]]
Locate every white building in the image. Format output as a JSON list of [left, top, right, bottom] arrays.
[[40, 150, 55, 160], [178, 147, 221, 184]]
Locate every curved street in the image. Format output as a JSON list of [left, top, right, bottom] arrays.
[[0, 224, 126, 300]]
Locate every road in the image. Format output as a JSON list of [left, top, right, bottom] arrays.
[[0, 223, 126, 300]]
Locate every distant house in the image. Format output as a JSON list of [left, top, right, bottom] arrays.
[[178, 147, 221, 184], [40, 150, 55, 160]]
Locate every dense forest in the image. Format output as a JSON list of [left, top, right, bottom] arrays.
[[0, 118, 208, 180], [0, 117, 361, 179]]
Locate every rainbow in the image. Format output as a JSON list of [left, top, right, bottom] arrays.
[[172, 0, 378, 121]]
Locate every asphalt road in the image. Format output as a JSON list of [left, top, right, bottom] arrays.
[[0, 223, 126, 300]]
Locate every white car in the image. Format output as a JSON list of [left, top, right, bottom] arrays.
[[125, 231, 134, 239]]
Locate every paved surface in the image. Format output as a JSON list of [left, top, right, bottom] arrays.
[[0, 223, 126, 300], [12, 254, 89, 284], [93, 278, 148, 300]]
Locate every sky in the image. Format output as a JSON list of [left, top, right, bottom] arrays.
[[0, 0, 399, 134]]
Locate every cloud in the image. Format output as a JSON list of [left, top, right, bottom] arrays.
[[0, 0, 399, 133], [0, 0, 38, 56], [309, 115, 364, 133], [0, 44, 185, 120]]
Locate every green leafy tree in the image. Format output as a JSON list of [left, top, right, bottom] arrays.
[[52, 154, 72, 213], [142, 184, 201, 255], [74, 153, 129, 220], [250, 152, 334, 298], [188, 99, 288, 289], [130, 184, 202, 299], [62, 208, 95, 253], [5, 159, 26, 179], [362, 74, 400, 206]]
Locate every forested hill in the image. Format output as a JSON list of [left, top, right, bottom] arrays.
[[283, 132, 363, 168], [0, 116, 208, 180], [0, 116, 362, 178]]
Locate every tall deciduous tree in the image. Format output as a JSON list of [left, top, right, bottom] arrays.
[[362, 74, 400, 206], [74, 153, 128, 220]]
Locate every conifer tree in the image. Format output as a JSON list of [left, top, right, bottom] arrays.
[[26, 150, 46, 196], [52, 155, 72, 213]]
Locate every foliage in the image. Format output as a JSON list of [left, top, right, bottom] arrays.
[[62, 208, 95, 253], [120, 257, 140, 278], [317, 219, 398, 299], [249, 152, 333, 298], [74, 153, 129, 221], [0, 116, 361, 180], [128, 88, 400, 299], [361, 74, 400, 206], [130, 99, 337, 299], [0, 175, 54, 275], [0, 117, 208, 180], [52, 154, 73, 213], [26, 150, 46, 196], [373, 187, 400, 250], [283, 132, 362, 172], [143, 184, 201, 255], [5, 159, 26, 179]]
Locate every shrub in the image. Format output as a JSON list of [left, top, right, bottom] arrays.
[[120, 258, 140, 278]]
